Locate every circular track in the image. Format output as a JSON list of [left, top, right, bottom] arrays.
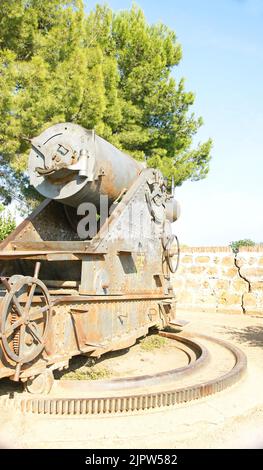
[[1, 332, 247, 415]]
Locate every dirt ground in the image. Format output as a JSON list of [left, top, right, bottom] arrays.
[[0, 310, 263, 449], [56, 334, 189, 381]]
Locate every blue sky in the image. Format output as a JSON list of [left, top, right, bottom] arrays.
[[85, 0, 263, 245]]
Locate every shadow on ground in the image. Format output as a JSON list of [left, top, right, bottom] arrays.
[[54, 346, 130, 379], [0, 330, 163, 394], [0, 378, 22, 397], [218, 324, 263, 348]]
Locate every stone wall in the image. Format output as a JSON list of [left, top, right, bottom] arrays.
[[174, 246, 263, 316]]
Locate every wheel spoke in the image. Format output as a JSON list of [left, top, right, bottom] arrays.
[[11, 296, 24, 317], [2, 278, 24, 316], [27, 324, 43, 345], [25, 282, 37, 313], [39, 304, 50, 314], [18, 324, 26, 358], [27, 303, 49, 321], [4, 318, 24, 338], [0, 277, 11, 292]]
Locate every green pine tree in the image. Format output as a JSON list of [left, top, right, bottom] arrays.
[[0, 2, 212, 209]]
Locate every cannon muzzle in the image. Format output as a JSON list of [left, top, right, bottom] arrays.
[[29, 123, 143, 209]]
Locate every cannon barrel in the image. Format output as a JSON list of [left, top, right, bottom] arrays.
[[28, 123, 144, 209]]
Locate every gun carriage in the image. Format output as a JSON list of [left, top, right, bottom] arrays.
[[0, 123, 180, 393]]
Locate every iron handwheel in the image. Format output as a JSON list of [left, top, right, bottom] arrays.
[[0, 276, 51, 364], [163, 234, 180, 273]]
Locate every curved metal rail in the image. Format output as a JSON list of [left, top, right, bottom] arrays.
[[1, 332, 247, 415]]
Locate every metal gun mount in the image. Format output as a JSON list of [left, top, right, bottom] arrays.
[[0, 123, 180, 394]]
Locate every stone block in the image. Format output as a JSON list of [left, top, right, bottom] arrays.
[[189, 266, 206, 274], [240, 267, 263, 279], [232, 279, 249, 293], [218, 291, 241, 305], [195, 256, 210, 263], [235, 256, 246, 268], [243, 292, 257, 307], [185, 279, 200, 289], [206, 267, 219, 277], [221, 256, 234, 266], [181, 255, 193, 264], [250, 281, 263, 291], [196, 294, 216, 305], [215, 280, 230, 290], [202, 281, 210, 289], [224, 268, 238, 278]]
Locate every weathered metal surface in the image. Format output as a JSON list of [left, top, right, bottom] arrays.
[[0, 123, 181, 391], [28, 123, 144, 208], [165, 195, 181, 223]]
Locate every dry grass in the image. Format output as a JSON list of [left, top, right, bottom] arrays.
[[139, 334, 167, 351], [62, 360, 113, 381]]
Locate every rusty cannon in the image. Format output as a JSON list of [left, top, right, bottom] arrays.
[[0, 123, 180, 394]]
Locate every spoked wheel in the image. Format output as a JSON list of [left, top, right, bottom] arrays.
[[0, 263, 51, 379], [162, 220, 180, 274], [164, 234, 180, 273]]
